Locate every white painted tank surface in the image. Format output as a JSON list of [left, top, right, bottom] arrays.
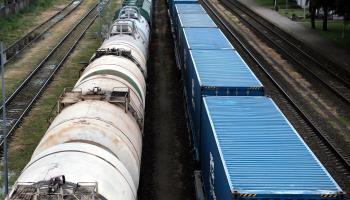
[[73, 56, 146, 121], [32, 101, 142, 188], [103, 20, 148, 68], [17, 143, 137, 200], [118, 6, 150, 44]]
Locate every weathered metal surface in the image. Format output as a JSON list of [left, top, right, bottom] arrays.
[[33, 101, 142, 187], [19, 143, 137, 200]]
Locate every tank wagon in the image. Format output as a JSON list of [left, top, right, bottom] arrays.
[[114, 0, 152, 26], [6, 3, 152, 200], [168, 1, 344, 200]]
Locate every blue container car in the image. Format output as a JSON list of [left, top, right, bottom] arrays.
[[176, 14, 217, 51], [173, 4, 207, 33], [169, 0, 198, 18], [200, 96, 344, 200], [179, 27, 233, 70], [185, 50, 264, 158], [175, 3, 206, 14]]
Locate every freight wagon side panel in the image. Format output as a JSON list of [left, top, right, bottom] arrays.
[[184, 50, 264, 158], [200, 96, 343, 200], [201, 105, 233, 200]]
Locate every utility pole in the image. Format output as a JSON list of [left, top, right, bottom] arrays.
[[285, 0, 288, 14], [0, 42, 8, 196]]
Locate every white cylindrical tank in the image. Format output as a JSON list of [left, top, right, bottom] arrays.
[[103, 20, 148, 70], [33, 101, 142, 188], [18, 143, 137, 200], [117, 6, 150, 44], [74, 55, 146, 118]]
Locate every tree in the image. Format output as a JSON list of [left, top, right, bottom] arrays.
[[335, 0, 350, 37], [307, 0, 336, 31], [307, 0, 320, 29], [319, 0, 335, 31]]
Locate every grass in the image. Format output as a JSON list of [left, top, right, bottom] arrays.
[[253, 0, 350, 51], [300, 20, 350, 51], [0, 0, 120, 194], [0, 0, 70, 46]]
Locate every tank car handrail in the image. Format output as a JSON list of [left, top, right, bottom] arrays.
[[118, 6, 142, 21], [109, 20, 137, 38]]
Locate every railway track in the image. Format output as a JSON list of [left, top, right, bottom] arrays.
[[3, 0, 81, 64], [219, 0, 350, 105], [0, 3, 99, 146], [201, 0, 350, 195]]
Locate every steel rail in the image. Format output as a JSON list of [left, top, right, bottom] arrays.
[[3, 0, 81, 63], [219, 0, 350, 105], [201, 0, 350, 172], [0, 3, 99, 146]]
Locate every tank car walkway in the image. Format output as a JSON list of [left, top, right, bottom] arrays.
[[238, 0, 350, 73], [137, 0, 195, 198]]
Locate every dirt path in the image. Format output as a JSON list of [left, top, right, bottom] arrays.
[[138, 0, 195, 198]]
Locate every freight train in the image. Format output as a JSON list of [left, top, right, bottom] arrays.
[[168, 1, 345, 200], [6, 3, 152, 200]]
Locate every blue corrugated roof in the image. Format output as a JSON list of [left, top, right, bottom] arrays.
[[184, 28, 233, 50], [179, 14, 217, 28], [203, 96, 342, 194], [191, 50, 262, 88], [175, 4, 206, 14]]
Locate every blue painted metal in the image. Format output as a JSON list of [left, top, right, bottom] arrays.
[[200, 96, 344, 200], [176, 14, 217, 55], [178, 14, 216, 28], [184, 50, 264, 159], [175, 4, 206, 14], [182, 27, 233, 50], [174, 4, 207, 31], [178, 27, 233, 69], [169, 0, 198, 18]]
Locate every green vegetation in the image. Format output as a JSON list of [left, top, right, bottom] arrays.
[[253, 0, 350, 51], [0, 0, 70, 46], [300, 20, 350, 51], [254, 0, 299, 9]]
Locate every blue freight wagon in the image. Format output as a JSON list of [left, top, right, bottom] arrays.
[[173, 5, 208, 35], [176, 14, 217, 54], [175, 3, 206, 14], [200, 96, 344, 200], [185, 50, 264, 159], [179, 27, 233, 70], [169, 0, 198, 18]]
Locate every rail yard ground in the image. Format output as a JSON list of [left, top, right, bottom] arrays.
[[138, 0, 195, 198]]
